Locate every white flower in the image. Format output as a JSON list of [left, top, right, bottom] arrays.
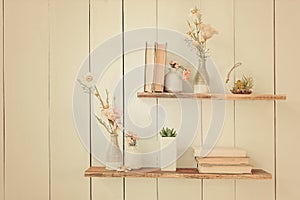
[[78, 72, 96, 92]]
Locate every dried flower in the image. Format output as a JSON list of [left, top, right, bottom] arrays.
[[126, 132, 138, 146], [94, 88, 121, 135], [183, 69, 191, 80], [186, 6, 218, 58], [200, 24, 218, 41], [190, 7, 201, 18], [169, 60, 191, 80]]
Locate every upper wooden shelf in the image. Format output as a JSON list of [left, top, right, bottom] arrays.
[[137, 92, 287, 101], [85, 167, 272, 180]]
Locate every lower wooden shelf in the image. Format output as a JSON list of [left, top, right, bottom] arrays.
[[85, 167, 272, 180]]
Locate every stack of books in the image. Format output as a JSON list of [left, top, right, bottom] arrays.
[[193, 146, 252, 174]]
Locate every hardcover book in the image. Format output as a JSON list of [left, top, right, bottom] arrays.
[[144, 42, 155, 92], [193, 146, 247, 158], [195, 156, 250, 165], [197, 163, 252, 174], [153, 42, 167, 92]]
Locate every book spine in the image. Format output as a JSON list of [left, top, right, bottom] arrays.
[[195, 157, 249, 165], [153, 42, 167, 92], [144, 42, 154, 92]]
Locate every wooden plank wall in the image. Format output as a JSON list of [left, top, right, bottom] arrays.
[[276, 0, 300, 200], [4, 0, 49, 200], [0, 0, 299, 200], [91, 1, 123, 200], [0, 0, 3, 199], [49, 0, 90, 199], [235, 1, 274, 200]]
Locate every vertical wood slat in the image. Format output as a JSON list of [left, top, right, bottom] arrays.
[[0, 0, 3, 199], [235, 0, 274, 200], [49, 0, 90, 200], [276, 0, 300, 200], [157, 0, 202, 199], [90, 0, 123, 199], [201, 0, 235, 199], [4, 0, 49, 199], [123, 0, 158, 199]]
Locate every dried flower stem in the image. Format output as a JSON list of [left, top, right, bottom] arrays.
[[226, 62, 242, 83], [95, 115, 113, 133]]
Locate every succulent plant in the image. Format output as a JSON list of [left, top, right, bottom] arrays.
[[159, 127, 177, 137], [226, 62, 254, 94], [231, 75, 254, 94]]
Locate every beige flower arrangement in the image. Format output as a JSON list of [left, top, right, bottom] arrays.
[[186, 7, 218, 58]]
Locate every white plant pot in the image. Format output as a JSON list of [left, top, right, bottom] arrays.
[[125, 146, 142, 170], [160, 137, 177, 171]]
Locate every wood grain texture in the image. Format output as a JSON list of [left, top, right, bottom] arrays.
[[85, 167, 271, 180], [137, 92, 286, 100], [49, 1, 90, 200], [4, 0, 49, 199]]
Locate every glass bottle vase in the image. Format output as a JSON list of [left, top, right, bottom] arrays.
[[193, 57, 209, 93], [105, 133, 122, 170]]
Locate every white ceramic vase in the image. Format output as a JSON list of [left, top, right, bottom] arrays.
[[164, 68, 183, 93]]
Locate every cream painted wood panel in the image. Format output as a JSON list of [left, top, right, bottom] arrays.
[[276, 0, 300, 199], [91, 0, 123, 199], [49, 1, 90, 200], [158, 0, 202, 199], [4, 0, 49, 200], [126, 179, 157, 200], [158, 179, 201, 200], [124, 1, 158, 199], [0, 0, 3, 199], [158, 0, 199, 163], [200, 0, 235, 198], [235, 0, 274, 200]]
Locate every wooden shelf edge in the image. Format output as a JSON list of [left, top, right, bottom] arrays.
[[137, 92, 287, 101], [84, 167, 272, 180]]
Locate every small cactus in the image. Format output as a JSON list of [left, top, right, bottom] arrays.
[[159, 127, 177, 137]]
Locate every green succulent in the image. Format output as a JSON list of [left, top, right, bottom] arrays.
[[160, 127, 177, 137]]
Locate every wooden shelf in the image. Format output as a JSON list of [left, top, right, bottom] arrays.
[[85, 167, 272, 180], [137, 92, 286, 100]]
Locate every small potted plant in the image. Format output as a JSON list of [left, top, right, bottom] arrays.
[[159, 127, 177, 171], [226, 62, 254, 94]]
